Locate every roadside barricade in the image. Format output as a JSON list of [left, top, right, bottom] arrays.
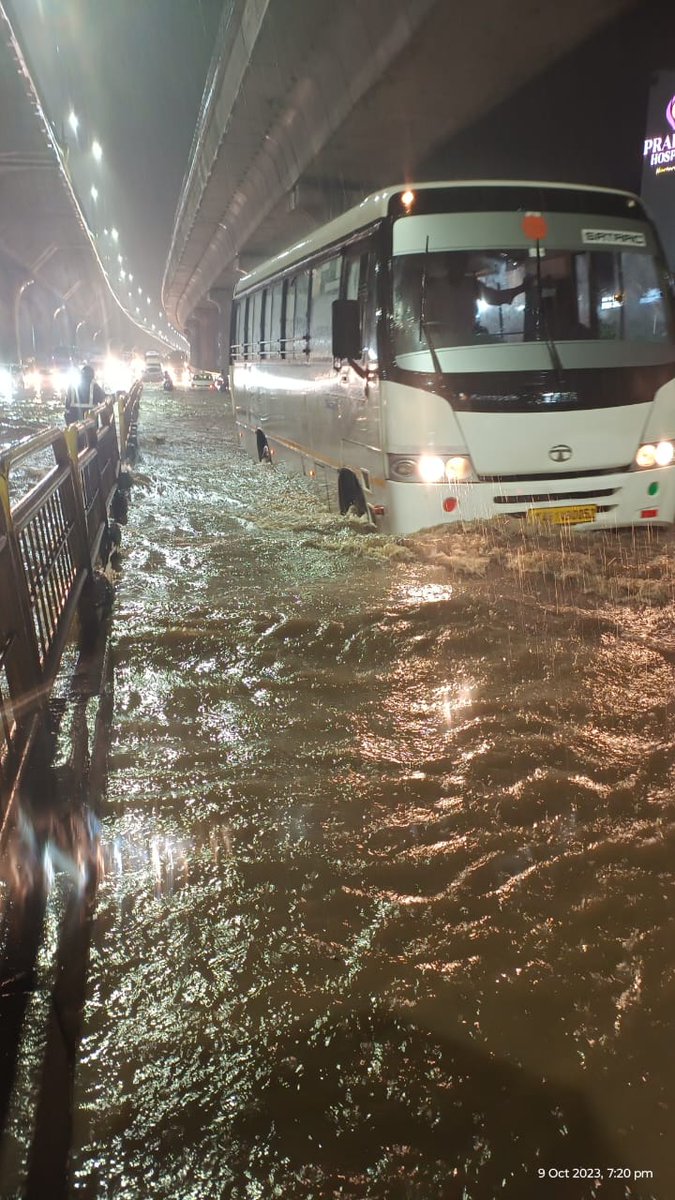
[[0, 381, 141, 828]]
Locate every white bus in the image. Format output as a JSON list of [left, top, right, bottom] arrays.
[[230, 181, 675, 535]]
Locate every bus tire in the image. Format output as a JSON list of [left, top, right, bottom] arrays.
[[338, 469, 367, 518], [256, 429, 272, 462]]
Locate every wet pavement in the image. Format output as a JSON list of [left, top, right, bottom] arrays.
[[1, 384, 674, 1198]]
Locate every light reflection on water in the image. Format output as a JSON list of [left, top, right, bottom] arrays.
[[3, 388, 672, 1196]]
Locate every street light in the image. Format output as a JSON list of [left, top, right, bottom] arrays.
[[68, 110, 79, 134], [90, 185, 98, 201], [53, 304, 69, 348], [92, 140, 103, 162], [15, 279, 35, 361], [111, 227, 119, 242]]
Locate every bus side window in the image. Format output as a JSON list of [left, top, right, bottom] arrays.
[[270, 282, 283, 358], [344, 254, 361, 304], [280, 280, 290, 358], [310, 257, 340, 358], [284, 279, 295, 359], [250, 290, 262, 359], [231, 300, 241, 361], [342, 245, 376, 362], [294, 271, 310, 358], [242, 297, 249, 359], [360, 253, 378, 363], [260, 289, 269, 359]]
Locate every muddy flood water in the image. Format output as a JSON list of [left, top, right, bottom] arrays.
[[1, 385, 675, 1199]]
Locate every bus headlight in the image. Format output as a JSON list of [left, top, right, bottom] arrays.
[[634, 440, 675, 468], [418, 454, 446, 483], [389, 452, 476, 483], [445, 455, 472, 482]]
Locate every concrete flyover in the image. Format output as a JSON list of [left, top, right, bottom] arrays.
[[162, 0, 639, 369], [0, 2, 166, 364]]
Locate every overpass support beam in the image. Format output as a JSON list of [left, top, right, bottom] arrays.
[[187, 303, 220, 370], [184, 319, 199, 368], [208, 286, 234, 370]]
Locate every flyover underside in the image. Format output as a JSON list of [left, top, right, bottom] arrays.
[[0, 2, 167, 358], [164, 0, 638, 331]]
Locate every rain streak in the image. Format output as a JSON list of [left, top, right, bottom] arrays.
[[1, 385, 673, 1200]]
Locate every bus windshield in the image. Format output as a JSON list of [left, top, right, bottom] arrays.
[[391, 248, 672, 361]]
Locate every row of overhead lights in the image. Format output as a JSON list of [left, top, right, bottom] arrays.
[[64, 109, 187, 351]]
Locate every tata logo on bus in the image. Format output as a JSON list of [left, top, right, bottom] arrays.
[[643, 94, 675, 174]]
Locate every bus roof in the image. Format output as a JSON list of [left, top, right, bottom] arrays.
[[233, 179, 644, 297]]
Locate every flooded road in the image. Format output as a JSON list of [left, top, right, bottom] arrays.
[[2, 385, 675, 1198]]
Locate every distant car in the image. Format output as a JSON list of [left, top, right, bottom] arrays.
[[143, 363, 165, 385], [190, 371, 214, 390]]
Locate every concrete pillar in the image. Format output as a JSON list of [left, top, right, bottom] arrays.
[[208, 287, 233, 372], [192, 303, 220, 371], [185, 319, 199, 367]]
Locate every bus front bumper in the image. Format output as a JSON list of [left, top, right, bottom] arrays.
[[383, 468, 675, 536]]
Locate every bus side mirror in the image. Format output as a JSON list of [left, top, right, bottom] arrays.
[[332, 299, 361, 360]]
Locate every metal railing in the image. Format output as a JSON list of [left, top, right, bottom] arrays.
[[0, 382, 141, 828]]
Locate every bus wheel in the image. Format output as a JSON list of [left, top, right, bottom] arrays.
[[338, 469, 367, 517], [256, 430, 272, 462]]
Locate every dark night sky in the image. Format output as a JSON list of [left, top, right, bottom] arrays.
[[5, 0, 675, 332], [421, 0, 674, 195]]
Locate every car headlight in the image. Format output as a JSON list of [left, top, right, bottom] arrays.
[[634, 440, 675, 468]]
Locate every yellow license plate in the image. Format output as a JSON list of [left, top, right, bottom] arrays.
[[527, 504, 597, 526]]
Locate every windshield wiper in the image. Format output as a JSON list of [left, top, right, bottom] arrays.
[[419, 236, 444, 382], [532, 239, 565, 385]]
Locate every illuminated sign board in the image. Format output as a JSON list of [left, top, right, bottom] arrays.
[[641, 71, 675, 267], [644, 94, 675, 174]]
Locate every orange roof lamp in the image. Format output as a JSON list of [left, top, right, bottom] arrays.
[[521, 212, 549, 241]]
